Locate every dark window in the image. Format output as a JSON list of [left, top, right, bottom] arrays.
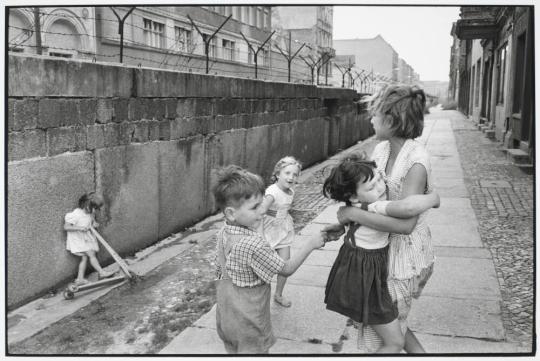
[[496, 43, 508, 104]]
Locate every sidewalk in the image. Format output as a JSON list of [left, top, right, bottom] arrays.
[[160, 110, 528, 354]]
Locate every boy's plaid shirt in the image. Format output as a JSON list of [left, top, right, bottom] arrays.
[[215, 224, 285, 287]]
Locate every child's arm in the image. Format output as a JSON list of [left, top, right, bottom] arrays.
[[279, 233, 325, 276], [64, 222, 88, 232], [338, 163, 428, 234], [369, 192, 440, 219], [337, 208, 417, 234], [259, 194, 275, 215]]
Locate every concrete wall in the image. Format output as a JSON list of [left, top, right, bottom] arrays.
[[7, 53, 372, 308]]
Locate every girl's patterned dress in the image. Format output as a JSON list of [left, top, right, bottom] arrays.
[[372, 138, 435, 323], [262, 184, 295, 249]]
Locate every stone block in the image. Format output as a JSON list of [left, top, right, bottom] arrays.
[[8, 130, 47, 161], [47, 126, 86, 156], [194, 98, 214, 116], [37, 98, 62, 128], [157, 137, 207, 238], [128, 98, 145, 121], [86, 124, 106, 150], [131, 121, 149, 143], [164, 98, 177, 119], [95, 143, 160, 254], [118, 122, 135, 145], [113, 98, 129, 123], [176, 98, 196, 118], [78, 99, 97, 125], [96, 98, 114, 124], [96, 63, 133, 97], [213, 115, 235, 133], [151, 99, 167, 121], [148, 121, 160, 141], [134, 68, 187, 97], [7, 152, 94, 307], [103, 123, 120, 147], [12, 99, 38, 131], [158, 120, 171, 140], [8, 98, 15, 131]]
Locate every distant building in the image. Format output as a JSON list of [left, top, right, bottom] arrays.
[[334, 35, 400, 83], [451, 6, 533, 162], [272, 6, 334, 84]]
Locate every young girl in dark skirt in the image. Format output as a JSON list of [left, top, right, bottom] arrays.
[[322, 153, 439, 353]]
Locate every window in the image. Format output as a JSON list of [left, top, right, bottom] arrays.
[[9, 47, 24, 53], [251, 7, 257, 26], [202, 34, 217, 57], [175, 26, 193, 52], [513, 33, 526, 112], [222, 39, 236, 61], [264, 8, 270, 29], [257, 7, 264, 29], [262, 48, 269, 66], [49, 52, 73, 58], [243, 7, 250, 25], [496, 43, 508, 104], [143, 18, 164, 48], [233, 6, 242, 21]]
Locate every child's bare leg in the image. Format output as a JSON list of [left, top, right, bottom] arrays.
[[86, 251, 114, 277], [76, 255, 88, 281], [403, 327, 425, 353], [274, 246, 291, 307], [371, 319, 405, 354]]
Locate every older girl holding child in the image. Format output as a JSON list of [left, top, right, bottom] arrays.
[[323, 153, 439, 353], [336, 85, 435, 353]]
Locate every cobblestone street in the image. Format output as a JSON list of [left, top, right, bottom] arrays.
[[449, 112, 534, 347]]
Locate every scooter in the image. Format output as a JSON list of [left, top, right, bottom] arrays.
[[63, 227, 138, 300]]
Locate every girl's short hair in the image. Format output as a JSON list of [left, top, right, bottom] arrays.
[[322, 153, 377, 203], [213, 165, 265, 210], [368, 85, 426, 139], [78, 192, 104, 211], [270, 156, 302, 183]]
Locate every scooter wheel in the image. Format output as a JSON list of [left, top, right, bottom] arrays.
[[63, 290, 75, 300], [67, 284, 79, 293]]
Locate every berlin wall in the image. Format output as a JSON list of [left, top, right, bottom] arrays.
[[7, 53, 372, 308]]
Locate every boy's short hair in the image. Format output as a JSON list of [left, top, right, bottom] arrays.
[[322, 153, 377, 203], [212, 165, 265, 210], [78, 192, 103, 211], [369, 85, 426, 139]]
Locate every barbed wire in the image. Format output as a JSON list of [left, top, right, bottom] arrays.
[[7, 8, 348, 85]]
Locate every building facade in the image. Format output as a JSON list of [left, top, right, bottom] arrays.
[[8, 6, 317, 83], [451, 6, 534, 159], [271, 6, 335, 85]]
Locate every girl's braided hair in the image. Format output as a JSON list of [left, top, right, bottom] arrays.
[[322, 153, 377, 203], [270, 156, 302, 183], [367, 84, 426, 139]]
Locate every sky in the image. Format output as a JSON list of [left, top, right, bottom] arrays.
[[333, 6, 461, 81]]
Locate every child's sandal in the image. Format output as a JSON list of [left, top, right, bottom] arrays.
[[274, 295, 292, 307]]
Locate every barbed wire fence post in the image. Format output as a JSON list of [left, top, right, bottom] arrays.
[[317, 52, 332, 86], [299, 54, 321, 85], [188, 14, 231, 74], [274, 31, 305, 82], [240, 30, 274, 79], [109, 6, 136, 63]]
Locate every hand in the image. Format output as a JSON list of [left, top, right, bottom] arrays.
[[92, 221, 100, 228], [321, 223, 345, 242], [309, 232, 326, 249], [336, 206, 353, 224]]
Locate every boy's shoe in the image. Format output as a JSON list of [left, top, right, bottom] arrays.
[[274, 294, 292, 308], [74, 279, 89, 286], [98, 271, 116, 280]]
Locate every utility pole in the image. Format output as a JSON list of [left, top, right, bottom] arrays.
[[188, 14, 231, 74], [33, 7, 42, 55], [110, 6, 136, 63]]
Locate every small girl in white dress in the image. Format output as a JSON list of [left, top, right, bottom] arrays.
[[64, 192, 115, 285], [260, 156, 302, 307]]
